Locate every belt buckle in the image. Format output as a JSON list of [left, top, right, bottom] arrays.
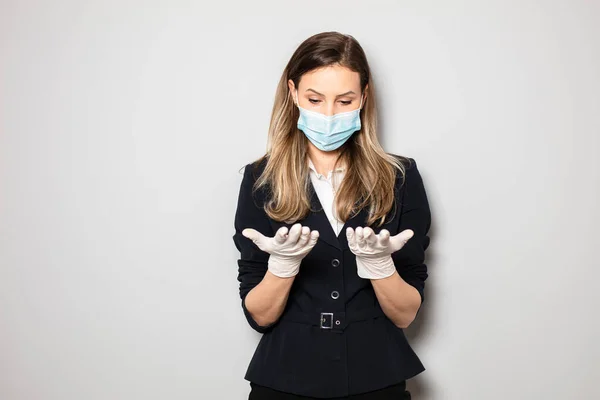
[[320, 312, 334, 329]]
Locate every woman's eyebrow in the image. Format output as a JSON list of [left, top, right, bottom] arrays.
[[306, 88, 356, 97]]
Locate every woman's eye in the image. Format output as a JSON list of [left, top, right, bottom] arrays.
[[306, 99, 352, 105]]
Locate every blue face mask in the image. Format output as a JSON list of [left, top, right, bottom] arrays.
[[295, 89, 363, 152]]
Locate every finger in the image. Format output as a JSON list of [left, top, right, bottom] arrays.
[[307, 230, 320, 247], [346, 227, 360, 254], [297, 225, 311, 246], [379, 229, 391, 246], [274, 226, 289, 244], [242, 228, 265, 248], [242, 228, 261, 241], [390, 229, 414, 251], [355, 227, 366, 248], [287, 223, 303, 243], [355, 226, 363, 240], [363, 227, 377, 246], [345, 227, 356, 247], [345, 227, 355, 240]]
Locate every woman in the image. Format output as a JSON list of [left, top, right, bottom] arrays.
[[232, 31, 432, 399]]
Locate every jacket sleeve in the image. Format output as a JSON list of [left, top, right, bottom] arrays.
[[391, 158, 432, 303], [232, 163, 276, 333]]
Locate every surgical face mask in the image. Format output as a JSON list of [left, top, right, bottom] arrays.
[[294, 89, 363, 152]]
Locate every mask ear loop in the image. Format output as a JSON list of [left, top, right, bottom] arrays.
[[358, 93, 364, 110]]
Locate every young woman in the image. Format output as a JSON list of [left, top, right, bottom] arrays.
[[232, 31, 432, 400]]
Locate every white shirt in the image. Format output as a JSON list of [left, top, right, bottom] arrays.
[[307, 157, 346, 236]]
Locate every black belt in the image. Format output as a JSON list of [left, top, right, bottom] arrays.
[[280, 307, 386, 331]]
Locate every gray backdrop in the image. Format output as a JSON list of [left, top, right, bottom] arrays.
[[1, 1, 599, 399]]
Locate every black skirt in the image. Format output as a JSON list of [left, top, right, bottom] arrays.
[[249, 381, 411, 400]]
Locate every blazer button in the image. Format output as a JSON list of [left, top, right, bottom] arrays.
[[331, 258, 340, 267], [331, 290, 340, 299]]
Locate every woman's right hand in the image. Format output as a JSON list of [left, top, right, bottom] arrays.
[[242, 223, 319, 278]]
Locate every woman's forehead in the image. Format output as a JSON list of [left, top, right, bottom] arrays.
[[298, 65, 361, 93]]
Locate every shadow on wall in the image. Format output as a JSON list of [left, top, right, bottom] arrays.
[[404, 219, 439, 400]]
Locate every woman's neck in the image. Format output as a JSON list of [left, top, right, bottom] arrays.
[[307, 146, 345, 176]]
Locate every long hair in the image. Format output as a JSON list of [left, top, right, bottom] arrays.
[[251, 31, 410, 227]]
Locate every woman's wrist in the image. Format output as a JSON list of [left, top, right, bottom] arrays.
[[356, 254, 396, 280], [268, 254, 302, 277]]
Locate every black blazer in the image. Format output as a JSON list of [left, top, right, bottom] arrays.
[[232, 154, 432, 398]]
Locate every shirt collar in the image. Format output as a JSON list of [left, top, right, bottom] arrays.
[[307, 157, 346, 176]]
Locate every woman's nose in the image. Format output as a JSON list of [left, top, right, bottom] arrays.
[[324, 103, 335, 116]]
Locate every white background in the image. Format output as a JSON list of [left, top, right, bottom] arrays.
[[1, 1, 599, 399]]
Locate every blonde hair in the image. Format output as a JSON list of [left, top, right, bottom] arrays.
[[250, 31, 410, 227]]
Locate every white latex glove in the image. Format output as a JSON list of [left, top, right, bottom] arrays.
[[346, 226, 414, 279], [242, 223, 319, 278]]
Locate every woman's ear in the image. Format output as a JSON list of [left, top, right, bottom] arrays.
[[363, 83, 369, 102], [287, 79, 296, 104]]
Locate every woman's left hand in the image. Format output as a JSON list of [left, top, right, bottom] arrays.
[[346, 227, 414, 280]]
